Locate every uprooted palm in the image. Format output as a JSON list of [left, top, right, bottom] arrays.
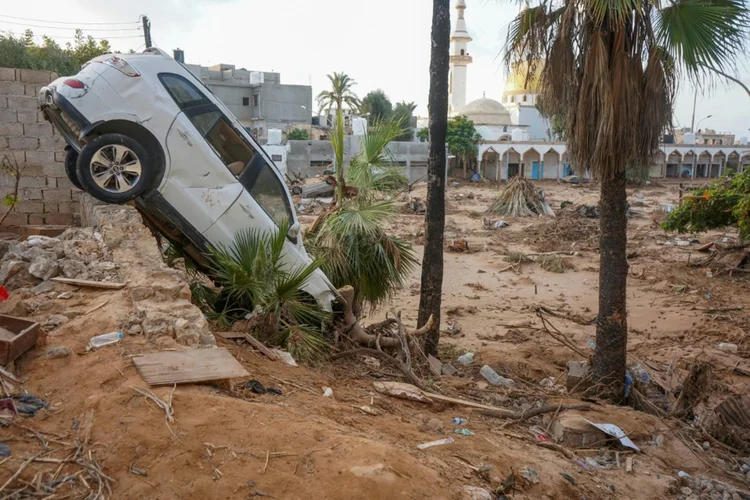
[[505, 0, 749, 396], [208, 219, 330, 360]]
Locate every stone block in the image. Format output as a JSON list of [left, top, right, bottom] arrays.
[[43, 189, 71, 202], [0, 109, 16, 123], [8, 137, 39, 150], [28, 214, 45, 225], [24, 150, 54, 166], [550, 414, 607, 448], [7, 95, 38, 110], [0, 123, 23, 136], [20, 165, 43, 177], [56, 201, 77, 214], [23, 123, 53, 138], [38, 135, 65, 151], [42, 164, 64, 177], [43, 203, 58, 213], [21, 188, 43, 200], [45, 213, 73, 226], [0, 97, 6, 108], [14, 201, 43, 214], [0, 81, 26, 96], [25, 84, 37, 97], [16, 110, 37, 124], [55, 177, 76, 190], [37, 111, 46, 122], [566, 361, 591, 393], [0, 213, 28, 226], [0, 68, 16, 81], [71, 191, 82, 202], [18, 177, 46, 188], [54, 151, 67, 163], [20, 69, 52, 84]]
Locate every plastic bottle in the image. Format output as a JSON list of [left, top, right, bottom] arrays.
[[479, 365, 516, 388], [456, 352, 474, 365], [716, 343, 738, 353], [89, 332, 123, 348], [452, 417, 467, 426]]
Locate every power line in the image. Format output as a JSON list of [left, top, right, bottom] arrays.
[[0, 14, 139, 26], [0, 29, 142, 40], [0, 18, 141, 31]]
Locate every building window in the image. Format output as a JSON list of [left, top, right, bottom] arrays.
[[242, 97, 250, 106], [522, 95, 527, 102], [310, 160, 330, 167], [271, 154, 283, 162], [253, 95, 259, 106], [258, 127, 263, 137], [460, 49, 465, 55]]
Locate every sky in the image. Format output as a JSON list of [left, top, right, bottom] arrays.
[[2, 0, 749, 139]]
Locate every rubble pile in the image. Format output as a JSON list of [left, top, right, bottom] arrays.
[[0, 229, 120, 290], [525, 209, 600, 252]]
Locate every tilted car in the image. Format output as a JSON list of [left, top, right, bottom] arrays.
[[38, 47, 337, 311]]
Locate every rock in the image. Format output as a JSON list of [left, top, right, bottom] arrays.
[[57, 291, 73, 299], [462, 486, 493, 500], [550, 414, 607, 448], [33, 280, 58, 295], [127, 324, 143, 335], [680, 487, 694, 496], [174, 318, 190, 330], [425, 418, 443, 434], [154, 336, 178, 349], [61, 259, 87, 279], [43, 345, 72, 359], [27, 235, 60, 249], [29, 258, 59, 280], [0, 239, 14, 260], [702, 441, 710, 450], [174, 329, 200, 346], [441, 363, 457, 376], [0, 260, 26, 284], [566, 361, 591, 393], [131, 287, 154, 302], [44, 314, 69, 329], [93, 261, 117, 272], [8, 245, 57, 263], [540, 376, 555, 387]]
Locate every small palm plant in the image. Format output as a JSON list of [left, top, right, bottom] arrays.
[[208, 219, 331, 360], [347, 117, 409, 197]]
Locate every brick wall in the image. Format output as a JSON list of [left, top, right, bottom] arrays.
[[0, 67, 79, 229]]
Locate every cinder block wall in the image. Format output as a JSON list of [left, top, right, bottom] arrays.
[[0, 67, 79, 229]]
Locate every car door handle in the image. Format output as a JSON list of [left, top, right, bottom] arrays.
[[239, 202, 255, 218], [176, 127, 193, 146]]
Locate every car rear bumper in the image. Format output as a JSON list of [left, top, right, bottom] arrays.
[[38, 85, 93, 153]]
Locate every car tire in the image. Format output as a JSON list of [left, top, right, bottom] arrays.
[[64, 149, 83, 190], [76, 133, 152, 204]]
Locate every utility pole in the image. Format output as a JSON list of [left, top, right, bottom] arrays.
[[690, 89, 697, 132], [141, 15, 152, 48]]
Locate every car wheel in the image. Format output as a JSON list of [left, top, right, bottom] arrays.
[[64, 149, 83, 190], [76, 133, 151, 203]]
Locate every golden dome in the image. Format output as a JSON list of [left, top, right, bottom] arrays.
[[503, 61, 542, 96]]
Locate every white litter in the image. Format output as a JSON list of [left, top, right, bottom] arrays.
[[417, 437, 454, 450], [582, 418, 639, 451]]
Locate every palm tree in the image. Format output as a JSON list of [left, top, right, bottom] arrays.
[[418, 0, 451, 356], [504, 0, 749, 397], [316, 72, 360, 119]]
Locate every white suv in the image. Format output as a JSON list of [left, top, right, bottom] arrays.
[[38, 48, 337, 311]]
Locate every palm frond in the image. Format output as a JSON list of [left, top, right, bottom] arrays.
[[347, 117, 408, 194], [325, 200, 396, 236]]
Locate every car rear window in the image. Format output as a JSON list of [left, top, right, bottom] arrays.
[[159, 73, 209, 109]]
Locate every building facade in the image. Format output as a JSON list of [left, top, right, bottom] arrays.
[[183, 58, 312, 144]]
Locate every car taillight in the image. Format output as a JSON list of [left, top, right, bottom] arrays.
[[63, 79, 85, 89], [101, 56, 140, 77]]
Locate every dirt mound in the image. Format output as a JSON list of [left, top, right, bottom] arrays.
[[525, 209, 600, 252]]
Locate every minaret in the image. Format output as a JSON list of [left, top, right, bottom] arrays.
[[449, 0, 472, 114]]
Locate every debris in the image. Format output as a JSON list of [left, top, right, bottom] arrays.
[[488, 176, 555, 217], [322, 387, 333, 397], [519, 466, 539, 484], [56, 291, 73, 299], [265, 387, 283, 396], [425, 418, 443, 433], [417, 437, 454, 450], [373, 381, 433, 403], [43, 345, 72, 359], [456, 352, 474, 365], [550, 414, 608, 448], [0, 443, 9, 457], [451, 182, 461, 188], [452, 417, 467, 426], [583, 419, 640, 451], [0, 286, 7, 301], [427, 354, 443, 377], [50, 277, 126, 289], [566, 361, 591, 393], [240, 333, 281, 361], [89, 332, 123, 349], [482, 217, 509, 230], [447, 240, 470, 252], [272, 349, 298, 366], [441, 363, 457, 376], [132, 347, 250, 386], [560, 472, 575, 484], [132, 386, 176, 426], [463, 486, 493, 500], [11, 394, 48, 416], [245, 380, 267, 394], [625, 456, 633, 472], [540, 377, 555, 387], [454, 428, 474, 436], [0, 314, 40, 365], [716, 343, 738, 353], [479, 365, 516, 388]]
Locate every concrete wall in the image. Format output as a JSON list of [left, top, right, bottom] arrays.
[[0, 67, 79, 229]]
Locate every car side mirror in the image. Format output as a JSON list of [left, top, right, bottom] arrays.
[[287, 221, 300, 242]]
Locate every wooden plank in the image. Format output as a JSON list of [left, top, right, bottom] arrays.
[[427, 354, 443, 377], [132, 348, 249, 386], [241, 333, 280, 361], [420, 390, 516, 415], [214, 331, 246, 340], [51, 277, 126, 289]]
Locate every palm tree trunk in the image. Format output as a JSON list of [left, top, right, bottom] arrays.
[[592, 169, 628, 397], [418, 0, 450, 356]]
